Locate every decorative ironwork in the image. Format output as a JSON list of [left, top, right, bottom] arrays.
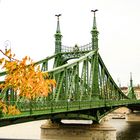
[[61, 43, 92, 53], [0, 11, 138, 126]]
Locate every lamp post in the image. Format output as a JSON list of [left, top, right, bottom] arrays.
[[4, 40, 11, 53]]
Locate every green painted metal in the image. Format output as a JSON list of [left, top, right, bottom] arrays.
[[0, 99, 140, 126], [91, 9, 99, 50], [0, 71, 7, 76], [127, 73, 137, 99], [0, 11, 139, 125], [55, 14, 62, 54]]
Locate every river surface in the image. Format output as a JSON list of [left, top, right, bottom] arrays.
[[0, 119, 140, 140], [109, 119, 140, 140]]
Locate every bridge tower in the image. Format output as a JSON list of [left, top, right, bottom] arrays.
[[53, 14, 65, 68], [90, 10, 99, 100], [91, 9, 99, 50], [54, 14, 62, 54], [127, 73, 136, 99]]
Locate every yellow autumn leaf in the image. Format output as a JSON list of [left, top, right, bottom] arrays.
[[0, 48, 56, 115], [8, 105, 20, 115]]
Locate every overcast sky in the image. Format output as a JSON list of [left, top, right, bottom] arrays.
[[0, 0, 140, 86]]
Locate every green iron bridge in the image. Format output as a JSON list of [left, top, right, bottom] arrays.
[[0, 10, 140, 126]]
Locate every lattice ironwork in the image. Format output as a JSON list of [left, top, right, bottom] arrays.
[[0, 10, 138, 125], [61, 43, 92, 53]]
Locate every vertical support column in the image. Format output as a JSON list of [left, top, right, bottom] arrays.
[[90, 10, 99, 100], [127, 73, 136, 99], [91, 9, 99, 50], [75, 63, 79, 100], [54, 14, 63, 69], [10, 88, 15, 105], [91, 53, 99, 100], [54, 14, 62, 54]]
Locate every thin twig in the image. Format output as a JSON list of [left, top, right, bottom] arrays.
[[0, 49, 20, 62]]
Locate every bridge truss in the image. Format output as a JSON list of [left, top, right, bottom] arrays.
[[0, 11, 139, 126]]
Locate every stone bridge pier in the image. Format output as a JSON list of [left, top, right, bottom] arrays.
[[40, 119, 116, 140]]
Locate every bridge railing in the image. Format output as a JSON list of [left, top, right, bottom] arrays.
[[16, 99, 140, 112], [1, 99, 140, 119]]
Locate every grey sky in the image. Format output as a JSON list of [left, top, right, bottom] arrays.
[[0, 0, 140, 86]]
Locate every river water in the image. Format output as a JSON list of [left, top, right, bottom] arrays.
[[109, 119, 140, 140], [0, 119, 140, 140]]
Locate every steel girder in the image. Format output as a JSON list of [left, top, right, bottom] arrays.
[[0, 48, 136, 124], [47, 50, 129, 102], [0, 99, 140, 126]]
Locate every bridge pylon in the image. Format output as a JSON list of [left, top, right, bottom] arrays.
[[55, 14, 62, 54], [53, 14, 66, 68], [90, 9, 99, 100], [91, 9, 99, 50], [127, 73, 137, 99]]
